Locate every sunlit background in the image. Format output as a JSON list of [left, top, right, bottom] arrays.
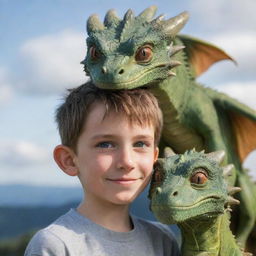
[[1, 0, 255, 188]]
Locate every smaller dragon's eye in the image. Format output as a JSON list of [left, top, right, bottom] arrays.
[[152, 162, 165, 184], [89, 45, 101, 61], [190, 169, 208, 185], [135, 45, 153, 63]]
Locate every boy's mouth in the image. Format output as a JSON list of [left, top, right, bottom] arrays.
[[106, 177, 141, 185]]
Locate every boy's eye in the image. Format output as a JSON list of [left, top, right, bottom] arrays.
[[96, 142, 114, 148], [134, 141, 147, 148]]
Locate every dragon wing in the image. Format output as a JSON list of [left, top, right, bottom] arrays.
[[177, 34, 236, 77], [207, 89, 256, 162]]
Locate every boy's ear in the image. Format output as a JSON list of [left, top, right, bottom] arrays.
[[154, 147, 159, 163], [53, 145, 78, 176]]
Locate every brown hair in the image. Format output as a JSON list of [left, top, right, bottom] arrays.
[[55, 82, 163, 151]]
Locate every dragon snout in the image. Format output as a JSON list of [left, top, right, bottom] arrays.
[[101, 66, 125, 76]]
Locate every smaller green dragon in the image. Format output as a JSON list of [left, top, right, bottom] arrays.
[[149, 148, 252, 256]]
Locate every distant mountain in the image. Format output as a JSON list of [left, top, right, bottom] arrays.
[[0, 202, 79, 240], [0, 184, 82, 206], [0, 184, 180, 241]]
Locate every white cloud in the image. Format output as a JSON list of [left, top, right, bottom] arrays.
[[209, 32, 256, 78], [0, 139, 80, 186], [189, 0, 256, 33], [216, 81, 256, 109], [244, 151, 256, 181], [0, 140, 50, 167], [19, 30, 89, 94], [0, 67, 14, 104]]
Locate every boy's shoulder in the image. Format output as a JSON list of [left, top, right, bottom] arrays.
[[25, 210, 180, 256], [133, 215, 177, 240], [24, 209, 86, 255]]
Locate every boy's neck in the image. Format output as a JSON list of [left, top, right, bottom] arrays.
[[77, 198, 133, 232]]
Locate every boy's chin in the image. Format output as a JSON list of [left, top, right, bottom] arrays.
[[111, 193, 138, 206]]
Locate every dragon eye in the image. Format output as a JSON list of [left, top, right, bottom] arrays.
[[152, 163, 164, 183], [89, 45, 101, 61], [190, 169, 208, 185], [135, 45, 153, 63]]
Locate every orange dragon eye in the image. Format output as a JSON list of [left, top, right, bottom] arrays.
[[89, 45, 101, 61], [135, 45, 153, 63], [190, 169, 208, 185], [153, 163, 164, 184]]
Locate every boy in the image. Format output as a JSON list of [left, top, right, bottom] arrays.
[[25, 82, 180, 256]]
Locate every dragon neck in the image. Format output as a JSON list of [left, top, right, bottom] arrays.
[[149, 39, 194, 114], [179, 212, 242, 256]]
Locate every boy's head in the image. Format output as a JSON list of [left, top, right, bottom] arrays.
[[55, 82, 163, 151], [54, 82, 163, 207]]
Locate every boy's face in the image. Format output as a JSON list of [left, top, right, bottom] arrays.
[[73, 102, 159, 207]]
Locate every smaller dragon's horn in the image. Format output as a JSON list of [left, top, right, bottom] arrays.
[[87, 14, 105, 34], [161, 11, 189, 37], [137, 6, 158, 22], [205, 150, 225, 164], [164, 147, 176, 158], [104, 9, 120, 27]]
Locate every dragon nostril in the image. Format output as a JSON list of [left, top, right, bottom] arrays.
[[172, 191, 178, 196], [118, 69, 124, 75]]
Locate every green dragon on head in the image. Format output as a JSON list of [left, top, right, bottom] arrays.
[[81, 6, 256, 253], [149, 148, 252, 256]]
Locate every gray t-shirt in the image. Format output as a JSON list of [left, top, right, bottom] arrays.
[[25, 209, 180, 256]]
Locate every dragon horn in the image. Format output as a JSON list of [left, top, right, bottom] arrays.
[[168, 45, 186, 57], [227, 196, 240, 205], [87, 14, 105, 35], [104, 9, 120, 27], [123, 9, 134, 22], [223, 164, 234, 177], [137, 6, 158, 21], [161, 11, 189, 37], [205, 150, 225, 164], [164, 147, 176, 158], [228, 186, 242, 196]]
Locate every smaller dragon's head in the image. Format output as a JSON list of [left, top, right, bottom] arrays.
[[81, 6, 188, 89], [149, 148, 241, 224]]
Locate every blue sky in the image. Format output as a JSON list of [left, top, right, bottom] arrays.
[[1, 0, 256, 186]]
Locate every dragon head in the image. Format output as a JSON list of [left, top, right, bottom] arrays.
[[149, 148, 241, 224], [81, 6, 189, 89]]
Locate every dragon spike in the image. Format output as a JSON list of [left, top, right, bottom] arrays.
[[164, 147, 176, 158], [119, 9, 134, 41], [151, 14, 165, 25], [228, 186, 242, 196], [168, 45, 186, 57], [227, 196, 240, 206], [87, 14, 105, 34], [223, 164, 234, 177], [104, 9, 120, 27], [123, 9, 134, 23], [205, 150, 226, 164], [168, 71, 176, 77], [168, 60, 182, 68], [137, 6, 158, 22], [161, 11, 189, 37]]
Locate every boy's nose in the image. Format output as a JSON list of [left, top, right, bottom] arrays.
[[117, 148, 135, 171]]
